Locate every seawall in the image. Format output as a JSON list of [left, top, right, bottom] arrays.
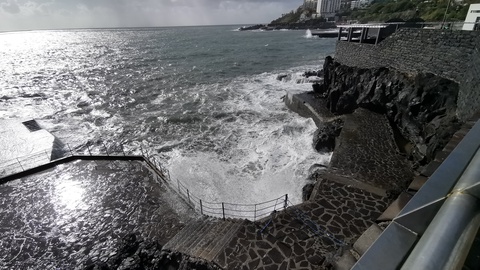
[[334, 28, 480, 121]]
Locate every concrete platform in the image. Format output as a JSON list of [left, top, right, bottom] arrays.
[[0, 119, 65, 177], [284, 92, 336, 126], [0, 160, 198, 269]]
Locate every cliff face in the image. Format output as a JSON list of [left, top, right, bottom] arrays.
[[334, 29, 480, 122], [321, 57, 461, 165]]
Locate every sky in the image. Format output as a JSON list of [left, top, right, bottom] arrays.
[[0, 0, 301, 31]]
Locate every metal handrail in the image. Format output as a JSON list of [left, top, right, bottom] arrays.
[[0, 142, 289, 222], [286, 199, 347, 247]]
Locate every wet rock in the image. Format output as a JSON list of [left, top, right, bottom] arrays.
[[239, 24, 265, 31], [276, 74, 291, 82], [302, 183, 315, 201], [322, 58, 461, 165], [312, 118, 344, 153]]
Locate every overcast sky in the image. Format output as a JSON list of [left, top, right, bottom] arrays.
[[0, 0, 301, 31]]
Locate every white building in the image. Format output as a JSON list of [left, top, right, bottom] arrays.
[[463, 4, 480, 31], [317, 0, 341, 18]]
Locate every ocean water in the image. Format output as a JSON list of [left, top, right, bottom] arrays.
[[0, 25, 336, 205]]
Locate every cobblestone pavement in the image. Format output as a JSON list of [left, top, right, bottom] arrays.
[[213, 179, 390, 270], [0, 160, 197, 269], [330, 108, 414, 196]]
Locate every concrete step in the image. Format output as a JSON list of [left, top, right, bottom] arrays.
[[334, 250, 357, 270], [162, 219, 201, 251], [189, 219, 228, 256], [162, 217, 245, 263], [203, 220, 246, 261], [353, 223, 383, 256], [197, 220, 236, 260], [377, 192, 414, 222], [163, 217, 209, 251], [177, 219, 213, 253]]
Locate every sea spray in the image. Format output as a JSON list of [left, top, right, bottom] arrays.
[[0, 26, 336, 206]]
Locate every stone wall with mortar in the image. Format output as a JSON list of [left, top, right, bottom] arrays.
[[334, 29, 480, 121]]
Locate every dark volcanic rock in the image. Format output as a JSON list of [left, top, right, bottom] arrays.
[[302, 183, 315, 201], [85, 234, 220, 270], [322, 59, 461, 165], [239, 24, 265, 31], [312, 118, 344, 153]]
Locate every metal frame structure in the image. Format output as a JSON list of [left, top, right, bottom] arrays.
[[353, 119, 480, 269]]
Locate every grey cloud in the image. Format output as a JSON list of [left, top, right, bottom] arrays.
[[0, 0, 299, 31], [2, 1, 20, 13]]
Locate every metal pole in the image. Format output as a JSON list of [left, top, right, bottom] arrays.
[[187, 189, 191, 204], [87, 145, 92, 156], [375, 28, 382, 45], [284, 194, 288, 210], [17, 158, 24, 171], [200, 200, 203, 215], [401, 149, 480, 270], [67, 143, 73, 156], [338, 27, 342, 41], [102, 142, 109, 156], [441, 0, 452, 29], [254, 204, 257, 222], [222, 203, 225, 220]]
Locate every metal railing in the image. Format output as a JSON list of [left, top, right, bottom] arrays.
[[353, 119, 480, 270], [286, 200, 347, 247], [171, 176, 288, 221], [0, 142, 289, 221]]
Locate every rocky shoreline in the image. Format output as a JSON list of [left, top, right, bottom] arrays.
[[238, 21, 336, 31], [289, 55, 462, 182]]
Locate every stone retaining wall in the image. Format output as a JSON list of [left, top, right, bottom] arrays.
[[334, 29, 480, 121]]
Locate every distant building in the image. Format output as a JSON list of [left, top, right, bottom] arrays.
[[304, 0, 318, 11], [350, 0, 372, 9], [463, 4, 480, 30], [317, 0, 341, 18]]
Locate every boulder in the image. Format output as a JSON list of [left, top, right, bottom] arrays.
[[312, 118, 344, 153]]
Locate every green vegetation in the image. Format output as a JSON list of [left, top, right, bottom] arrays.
[[270, 6, 304, 24], [343, 0, 480, 23]]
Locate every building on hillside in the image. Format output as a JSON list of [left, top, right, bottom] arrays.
[[304, 0, 318, 11], [317, 0, 341, 18], [463, 4, 480, 30], [350, 0, 373, 9]]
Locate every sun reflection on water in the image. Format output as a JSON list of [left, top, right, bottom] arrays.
[[55, 178, 87, 210]]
